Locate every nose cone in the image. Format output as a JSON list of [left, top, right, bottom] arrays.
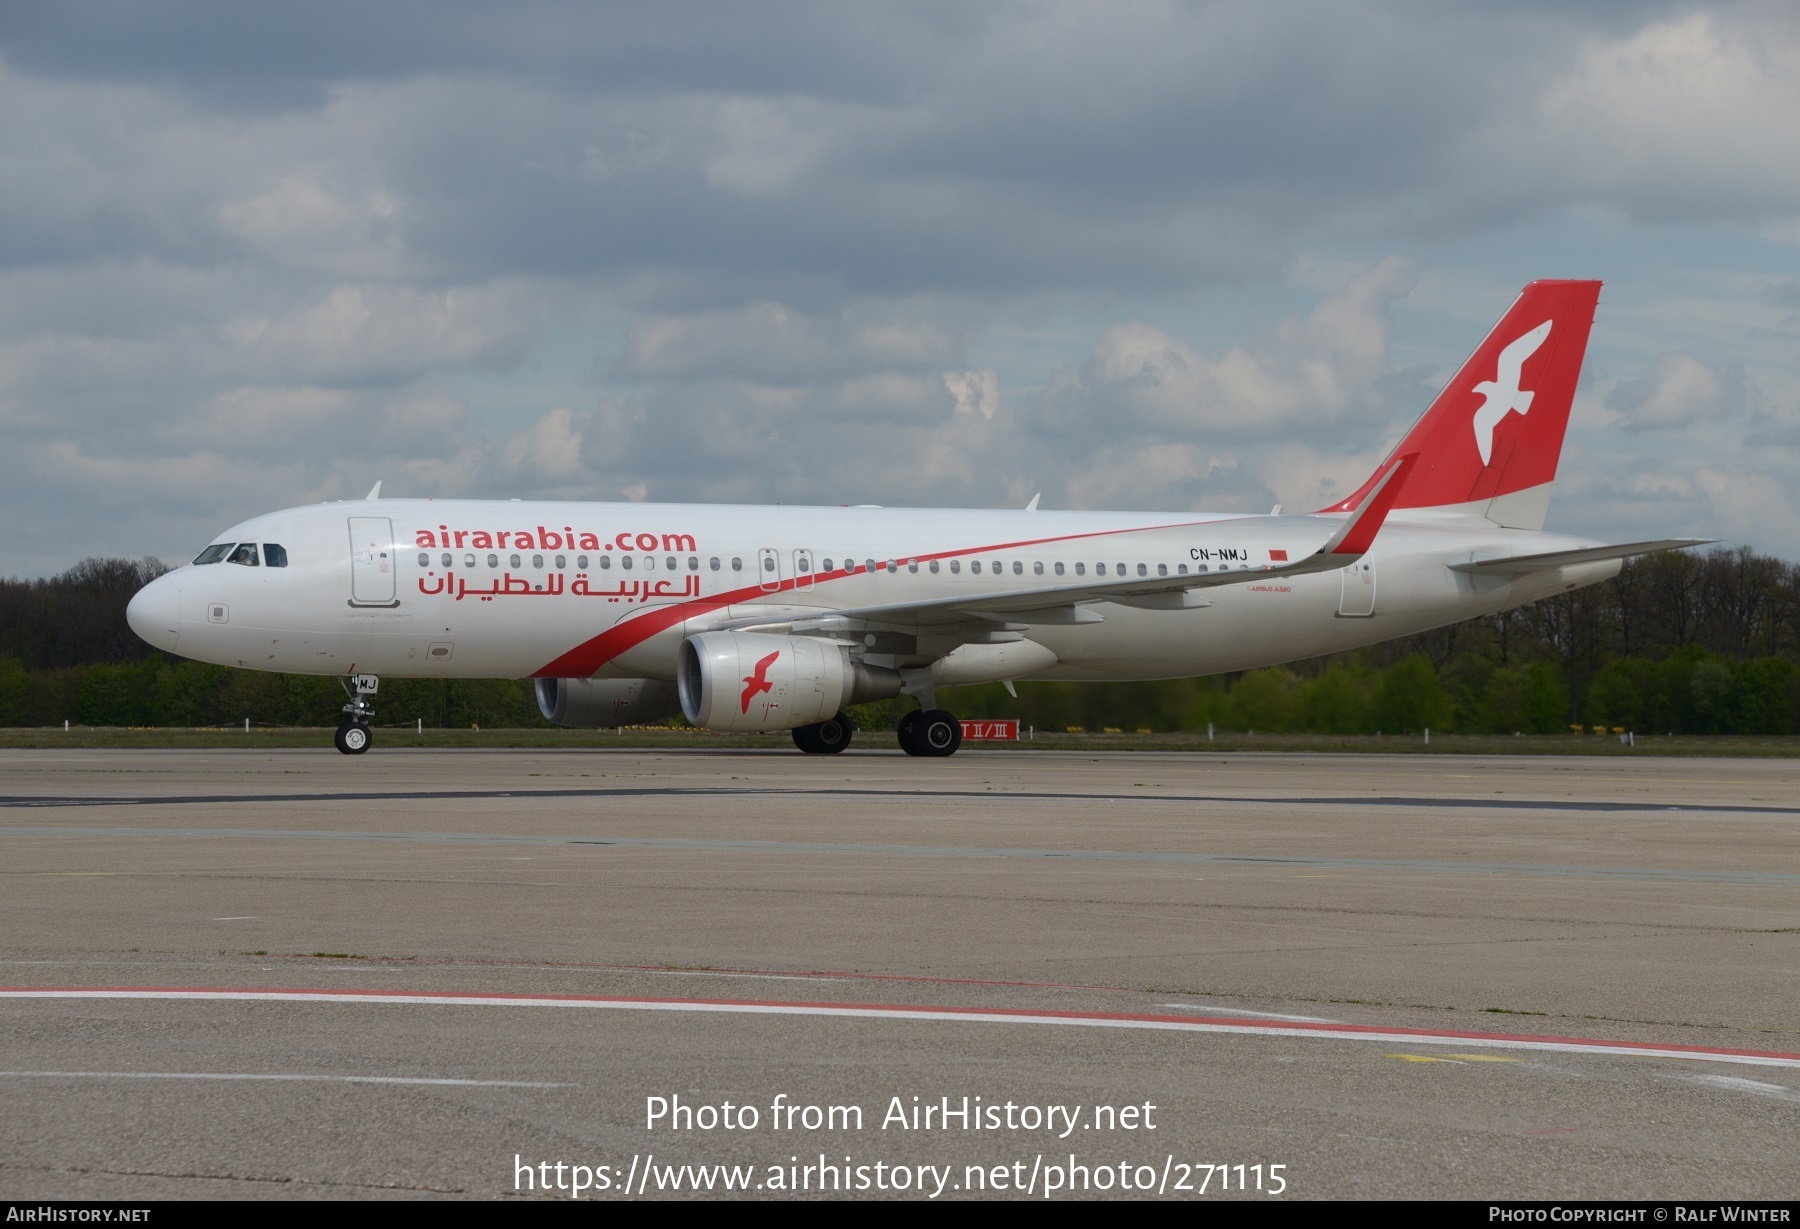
[[126, 574, 182, 653]]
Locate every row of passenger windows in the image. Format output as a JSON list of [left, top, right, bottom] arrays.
[[421, 552, 707, 571], [193, 542, 289, 568], [416, 550, 1241, 577]]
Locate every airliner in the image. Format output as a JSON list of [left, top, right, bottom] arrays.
[[126, 280, 1704, 756]]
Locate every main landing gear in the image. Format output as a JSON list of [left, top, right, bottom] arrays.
[[789, 708, 965, 756], [793, 712, 855, 754], [335, 674, 378, 755], [897, 708, 962, 758]]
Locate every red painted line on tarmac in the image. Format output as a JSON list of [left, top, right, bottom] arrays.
[[6, 986, 1800, 1070]]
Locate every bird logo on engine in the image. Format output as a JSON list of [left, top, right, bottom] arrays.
[[740, 650, 780, 714]]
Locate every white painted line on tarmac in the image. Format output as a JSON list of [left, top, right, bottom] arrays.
[[1157, 1003, 1342, 1023], [8, 986, 1800, 1070], [1682, 1074, 1800, 1102], [0, 1069, 571, 1088]]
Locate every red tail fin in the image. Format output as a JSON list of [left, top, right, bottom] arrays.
[[1320, 279, 1601, 529]]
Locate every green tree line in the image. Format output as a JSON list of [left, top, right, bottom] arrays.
[[4, 547, 1799, 734]]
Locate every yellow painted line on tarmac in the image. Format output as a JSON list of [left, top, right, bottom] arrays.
[[1386, 1054, 1466, 1063]]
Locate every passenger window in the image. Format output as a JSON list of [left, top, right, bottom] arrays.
[[193, 543, 234, 565], [887, 560, 897, 573], [264, 544, 289, 568], [418, 552, 430, 567], [971, 560, 982, 574], [666, 555, 677, 570], [1157, 563, 1167, 576], [929, 560, 940, 574], [1013, 561, 1023, 575], [1054, 562, 1065, 576], [1138, 563, 1148, 576], [1075, 562, 1085, 576], [442, 553, 453, 568], [465, 553, 476, 568], [710, 557, 721, 571], [1096, 562, 1107, 576], [823, 558, 834, 571], [644, 555, 656, 571], [1178, 564, 1188, 575], [688, 556, 699, 571], [1196, 563, 1209, 572], [865, 559, 877, 574], [949, 560, 961, 574], [488, 553, 499, 568], [908, 560, 918, 573], [554, 554, 566, 569], [763, 556, 775, 572], [1033, 561, 1043, 575], [622, 555, 634, 570], [732, 557, 743, 571], [798, 556, 811, 573], [576, 554, 587, 569], [510, 553, 522, 569], [598, 555, 611, 570]]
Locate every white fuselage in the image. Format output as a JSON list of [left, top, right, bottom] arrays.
[[129, 497, 1615, 685]]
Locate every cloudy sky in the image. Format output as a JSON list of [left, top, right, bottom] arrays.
[[3, 1, 1798, 576]]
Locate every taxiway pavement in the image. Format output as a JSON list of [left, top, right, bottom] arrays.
[[3, 747, 1797, 1200]]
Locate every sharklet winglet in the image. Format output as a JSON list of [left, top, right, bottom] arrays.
[[1321, 452, 1417, 558]]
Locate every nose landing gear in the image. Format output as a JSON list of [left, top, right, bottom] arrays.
[[335, 674, 379, 755]]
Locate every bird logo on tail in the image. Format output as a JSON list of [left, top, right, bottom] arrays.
[[1472, 320, 1552, 466]]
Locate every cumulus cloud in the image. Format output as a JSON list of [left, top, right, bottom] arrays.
[[1696, 466, 1800, 547], [1605, 352, 1747, 431], [1027, 258, 1420, 443]]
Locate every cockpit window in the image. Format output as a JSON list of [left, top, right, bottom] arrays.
[[193, 544, 234, 565], [264, 543, 288, 568], [227, 543, 260, 567]]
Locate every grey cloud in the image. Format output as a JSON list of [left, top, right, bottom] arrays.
[[3, 1, 966, 110], [617, 298, 982, 383], [9, 4, 1774, 301], [0, 3, 1784, 574]]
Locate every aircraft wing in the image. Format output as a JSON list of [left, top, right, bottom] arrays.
[[731, 453, 1417, 633], [1448, 538, 1712, 576]]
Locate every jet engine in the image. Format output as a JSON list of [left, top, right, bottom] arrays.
[[678, 631, 901, 732], [535, 677, 682, 727]]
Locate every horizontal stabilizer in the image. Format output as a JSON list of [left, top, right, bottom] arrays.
[[1449, 539, 1712, 576]]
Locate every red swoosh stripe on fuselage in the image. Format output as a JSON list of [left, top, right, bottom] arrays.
[[532, 518, 1227, 678]]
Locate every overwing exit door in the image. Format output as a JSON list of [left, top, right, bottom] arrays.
[[1337, 561, 1375, 617]]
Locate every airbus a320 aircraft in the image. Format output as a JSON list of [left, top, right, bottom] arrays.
[[127, 280, 1704, 757]]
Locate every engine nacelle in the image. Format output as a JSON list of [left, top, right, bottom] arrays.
[[535, 677, 682, 727], [678, 632, 900, 732]]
